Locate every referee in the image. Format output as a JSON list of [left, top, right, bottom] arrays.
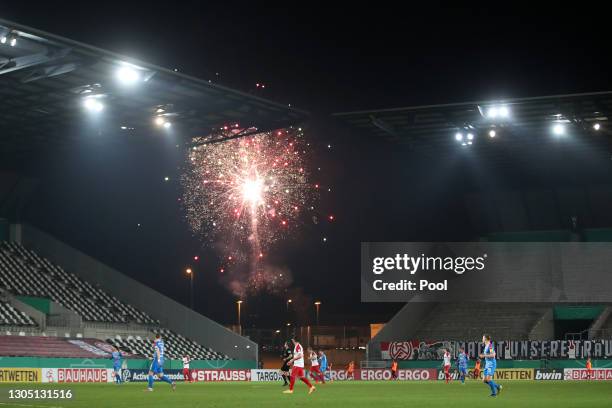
[[280, 341, 293, 386]]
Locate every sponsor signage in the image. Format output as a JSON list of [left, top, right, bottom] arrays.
[[120, 369, 184, 382], [382, 339, 612, 360], [535, 369, 563, 381], [250, 369, 283, 382], [67, 340, 110, 357], [42, 368, 114, 383], [327, 369, 435, 381], [437, 368, 533, 381], [0, 368, 41, 383], [564, 368, 612, 381], [492, 369, 533, 380], [190, 369, 251, 382]]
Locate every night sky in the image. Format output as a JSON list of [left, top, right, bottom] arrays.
[[3, 3, 612, 328]]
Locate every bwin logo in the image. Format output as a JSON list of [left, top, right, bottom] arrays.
[[535, 370, 562, 380]]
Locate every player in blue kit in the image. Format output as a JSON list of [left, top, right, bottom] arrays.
[[479, 334, 502, 397], [111, 347, 123, 384], [147, 334, 176, 392], [456, 346, 469, 384], [318, 351, 329, 382]]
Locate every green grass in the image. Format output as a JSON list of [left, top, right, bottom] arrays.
[[1, 380, 612, 408]]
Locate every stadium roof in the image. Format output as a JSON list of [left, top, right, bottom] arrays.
[[333, 92, 612, 162], [0, 18, 308, 157]]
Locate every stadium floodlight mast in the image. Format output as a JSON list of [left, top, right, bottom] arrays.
[[286, 298, 292, 312], [236, 300, 243, 336], [314, 301, 322, 326]]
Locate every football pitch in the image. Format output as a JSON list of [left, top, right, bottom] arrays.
[[1, 381, 612, 408]]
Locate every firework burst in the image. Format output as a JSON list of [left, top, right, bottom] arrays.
[[181, 127, 319, 294]]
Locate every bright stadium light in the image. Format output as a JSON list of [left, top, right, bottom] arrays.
[[9, 37, 16, 47], [163, 121, 172, 129], [83, 97, 104, 112], [154, 116, 165, 126], [593, 123, 601, 131], [486, 105, 510, 119], [116, 65, 142, 84], [489, 130, 496, 138], [455, 132, 463, 142], [552, 123, 566, 136], [467, 133, 474, 141], [0, 36, 6, 44]]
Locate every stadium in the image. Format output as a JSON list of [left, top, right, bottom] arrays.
[[2, 6, 612, 408]]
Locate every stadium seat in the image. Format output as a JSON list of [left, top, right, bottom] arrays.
[[0, 241, 155, 324], [413, 303, 549, 340], [0, 241, 230, 361], [106, 328, 230, 360], [0, 300, 36, 326]]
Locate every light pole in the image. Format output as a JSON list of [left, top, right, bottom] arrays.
[[286, 298, 292, 312], [237, 300, 243, 336], [314, 301, 321, 326], [185, 268, 194, 310]]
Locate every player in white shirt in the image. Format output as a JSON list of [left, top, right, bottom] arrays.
[[308, 347, 325, 383], [182, 355, 192, 383], [442, 349, 452, 384], [283, 336, 315, 394]]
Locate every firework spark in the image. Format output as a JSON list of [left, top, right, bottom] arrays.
[[181, 128, 319, 294]]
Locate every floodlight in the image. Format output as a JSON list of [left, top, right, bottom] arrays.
[[116, 66, 141, 84], [83, 98, 104, 112], [552, 123, 566, 136]]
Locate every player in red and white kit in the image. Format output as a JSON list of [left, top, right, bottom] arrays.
[[308, 347, 325, 384], [283, 336, 315, 395], [182, 355, 192, 383], [442, 349, 452, 384]]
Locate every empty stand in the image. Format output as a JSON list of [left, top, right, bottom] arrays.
[[0, 241, 155, 324], [106, 328, 229, 360], [413, 303, 549, 340], [0, 300, 35, 326], [0, 336, 108, 358], [0, 241, 232, 360]]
